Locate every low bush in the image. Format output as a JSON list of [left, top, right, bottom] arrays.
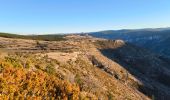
[[0, 59, 80, 99]]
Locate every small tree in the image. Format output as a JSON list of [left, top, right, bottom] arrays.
[[36, 41, 48, 50]]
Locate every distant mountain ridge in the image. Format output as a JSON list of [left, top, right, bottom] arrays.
[[0, 32, 66, 41], [88, 27, 170, 57]]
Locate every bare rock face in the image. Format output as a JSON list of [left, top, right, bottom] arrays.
[[114, 39, 125, 46]]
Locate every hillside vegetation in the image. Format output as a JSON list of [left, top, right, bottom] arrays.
[[0, 32, 66, 41], [0, 35, 157, 100], [0, 53, 80, 99]]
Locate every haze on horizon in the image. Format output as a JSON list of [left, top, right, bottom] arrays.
[[0, 0, 170, 34]]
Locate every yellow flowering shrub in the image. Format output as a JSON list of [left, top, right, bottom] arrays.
[[0, 59, 80, 100]]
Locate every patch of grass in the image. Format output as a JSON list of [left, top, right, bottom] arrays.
[[75, 74, 84, 90]]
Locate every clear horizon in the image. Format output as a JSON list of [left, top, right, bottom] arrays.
[[0, 0, 170, 34]]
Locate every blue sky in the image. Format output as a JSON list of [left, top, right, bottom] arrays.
[[0, 0, 170, 34]]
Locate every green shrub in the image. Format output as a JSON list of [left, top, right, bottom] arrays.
[[107, 92, 114, 100], [45, 64, 56, 75]]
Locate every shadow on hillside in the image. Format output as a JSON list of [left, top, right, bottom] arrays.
[[99, 45, 170, 100]]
